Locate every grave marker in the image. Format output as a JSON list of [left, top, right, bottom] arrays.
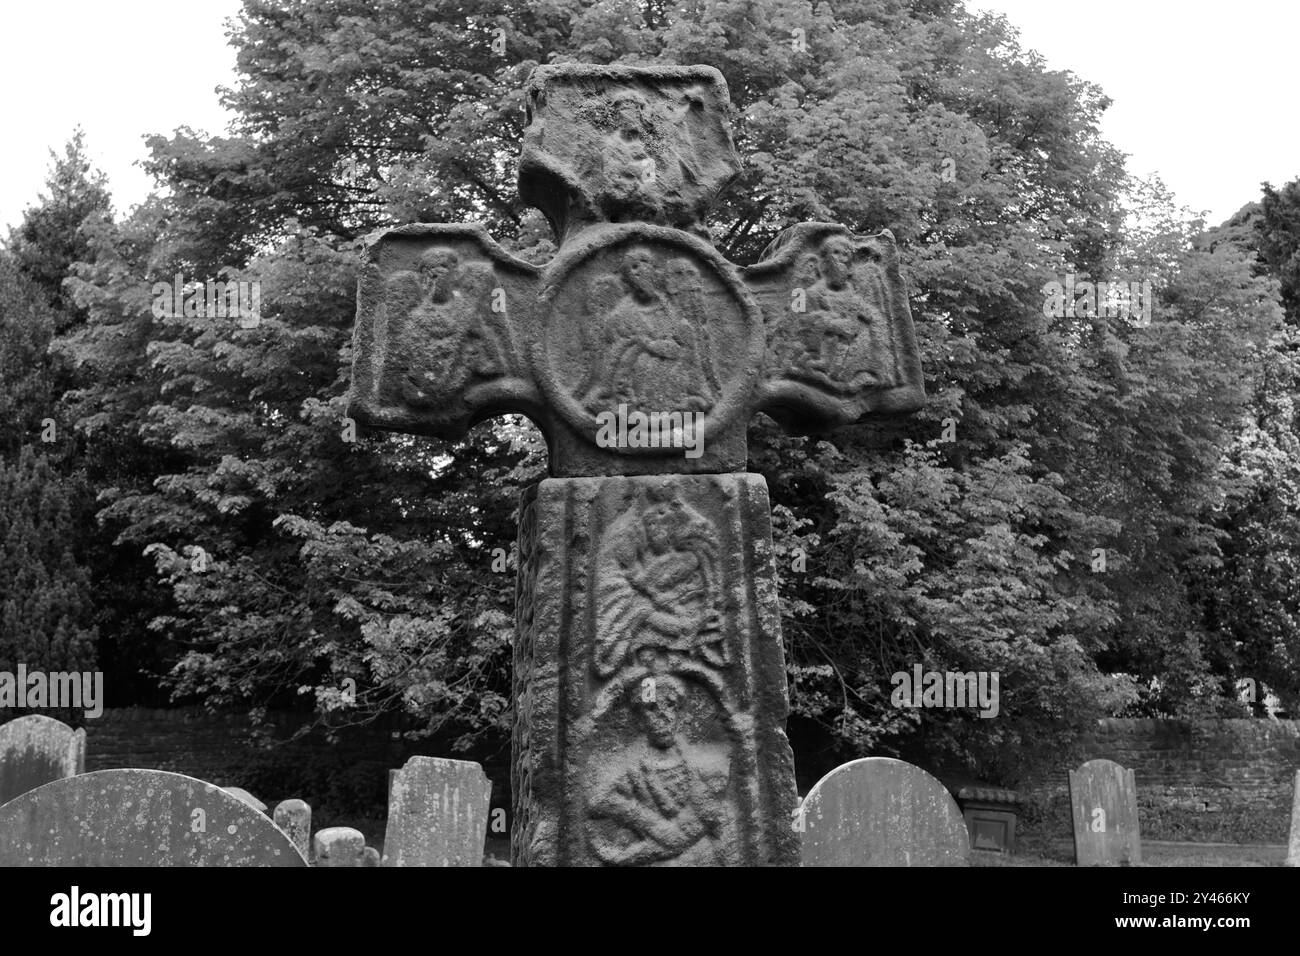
[[347, 64, 925, 866], [1286, 769, 1299, 868], [274, 798, 312, 861], [797, 757, 970, 866], [382, 755, 491, 867], [314, 827, 365, 867], [0, 714, 85, 806], [0, 769, 306, 866], [1068, 758, 1141, 866]]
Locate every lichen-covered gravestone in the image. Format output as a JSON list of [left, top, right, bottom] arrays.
[[382, 756, 492, 867], [1068, 758, 1142, 866], [274, 798, 312, 861], [0, 714, 86, 806], [314, 827, 365, 867], [347, 65, 924, 866], [797, 757, 970, 866], [1285, 769, 1299, 867], [0, 769, 306, 866]]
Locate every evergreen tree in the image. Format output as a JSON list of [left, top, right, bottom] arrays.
[[6, 128, 113, 326]]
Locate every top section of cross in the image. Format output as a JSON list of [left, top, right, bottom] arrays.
[[346, 64, 925, 477], [519, 64, 742, 243]]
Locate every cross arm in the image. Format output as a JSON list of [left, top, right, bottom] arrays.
[[742, 223, 925, 434], [347, 223, 544, 441]]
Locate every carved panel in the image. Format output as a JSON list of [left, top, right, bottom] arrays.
[[348, 223, 543, 439], [511, 473, 799, 866], [747, 223, 925, 430], [535, 222, 764, 474], [520, 64, 742, 240]]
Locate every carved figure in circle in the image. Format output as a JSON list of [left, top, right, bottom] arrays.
[[579, 248, 716, 415], [594, 483, 727, 679], [788, 235, 884, 388], [662, 257, 722, 400], [586, 676, 733, 866]]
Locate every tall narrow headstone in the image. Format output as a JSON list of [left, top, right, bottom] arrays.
[[347, 64, 925, 866], [382, 756, 492, 867], [798, 757, 970, 866], [274, 798, 312, 861], [1068, 758, 1141, 866], [0, 714, 86, 806], [0, 769, 306, 866], [1286, 769, 1300, 868]]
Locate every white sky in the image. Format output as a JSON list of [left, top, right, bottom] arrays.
[[0, 0, 1295, 232]]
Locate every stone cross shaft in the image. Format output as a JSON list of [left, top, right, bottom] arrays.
[[348, 64, 924, 866]]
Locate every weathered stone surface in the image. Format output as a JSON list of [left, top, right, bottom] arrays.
[[345, 63, 925, 867], [1068, 758, 1142, 866], [0, 769, 306, 866], [347, 68, 923, 479], [0, 715, 85, 806], [1285, 769, 1299, 867], [797, 757, 970, 866], [273, 798, 311, 861], [363, 845, 381, 867], [313, 827, 365, 867], [512, 473, 799, 866], [382, 755, 492, 867], [223, 786, 268, 814], [520, 64, 742, 241]]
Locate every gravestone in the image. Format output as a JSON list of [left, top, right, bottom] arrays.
[[314, 827, 365, 867], [797, 757, 970, 866], [0, 769, 306, 866], [382, 756, 492, 867], [347, 64, 924, 866], [273, 798, 312, 860], [0, 714, 86, 806], [1286, 769, 1299, 867], [223, 786, 268, 814], [1068, 758, 1141, 866]]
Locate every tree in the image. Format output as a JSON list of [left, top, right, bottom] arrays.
[[0, 445, 98, 676], [0, 254, 57, 457], [6, 128, 113, 326], [59, 0, 1286, 781]]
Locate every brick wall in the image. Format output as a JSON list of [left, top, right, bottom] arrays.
[[75, 708, 511, 826], [1020, 718, 1300, 841]]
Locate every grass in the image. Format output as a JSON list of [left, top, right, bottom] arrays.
[[972, 833, 1288, 866]]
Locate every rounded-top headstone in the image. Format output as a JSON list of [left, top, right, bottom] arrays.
[[798, 757, 970, 867], [314, 827, 366, 867], [0, 714, 86, 806], [1068, 757, 1141, 866], [0, 769, 308, 866], [274, 798, 312, 860]]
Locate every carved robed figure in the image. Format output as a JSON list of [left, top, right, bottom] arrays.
[[347, 64, 924, 866]]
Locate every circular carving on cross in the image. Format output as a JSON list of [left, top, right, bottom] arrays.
[[533, 224, 764, 457]]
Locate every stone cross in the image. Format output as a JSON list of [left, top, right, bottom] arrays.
[[348, 64, 925, 867]]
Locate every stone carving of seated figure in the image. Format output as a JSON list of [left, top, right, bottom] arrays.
[[585, 676, 734, 866], [788, 234, 886, 389]]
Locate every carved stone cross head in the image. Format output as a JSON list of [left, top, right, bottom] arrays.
[[348, 64, 924, 476]]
